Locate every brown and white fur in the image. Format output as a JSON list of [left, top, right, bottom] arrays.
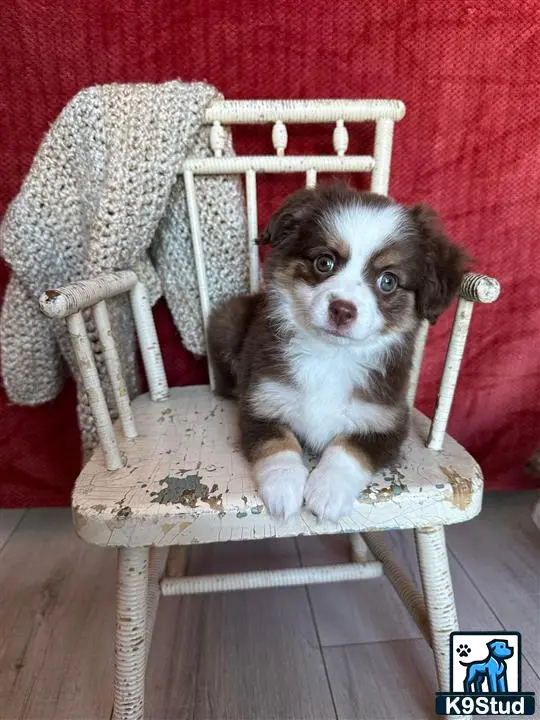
[[208, 182, 468, 522]]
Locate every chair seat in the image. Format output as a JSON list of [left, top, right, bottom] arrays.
[[72, 385, 483, 546]]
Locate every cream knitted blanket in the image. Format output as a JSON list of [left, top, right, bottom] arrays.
[[0, 80, 248, 452]]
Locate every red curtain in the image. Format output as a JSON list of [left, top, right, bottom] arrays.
[[1, 0, 539, 506]]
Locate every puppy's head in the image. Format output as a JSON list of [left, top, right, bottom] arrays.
[[259, 182, 468, 344]]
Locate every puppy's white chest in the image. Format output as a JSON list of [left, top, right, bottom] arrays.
[[292, 365, 357, 447], [250, 345, 384, 451]]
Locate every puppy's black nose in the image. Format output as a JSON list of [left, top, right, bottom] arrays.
[[328, 299, 357, 328]]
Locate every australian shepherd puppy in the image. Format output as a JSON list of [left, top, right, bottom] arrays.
[[208, 182, 467, 522]]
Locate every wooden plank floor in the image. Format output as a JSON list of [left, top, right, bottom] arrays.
[[0, 492, 538, 720]]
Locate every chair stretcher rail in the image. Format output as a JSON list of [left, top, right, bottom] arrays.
[[160, 561, 383, 595]]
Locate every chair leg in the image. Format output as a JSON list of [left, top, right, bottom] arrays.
[[414, 526, 458, 693], [350, 532, 370, 562], [166, 545, 188, 578], [113, 547, 149, 720], [146, 546, 168, 659]]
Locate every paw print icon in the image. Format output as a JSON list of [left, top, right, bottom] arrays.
[[457, 643, 471, 658]]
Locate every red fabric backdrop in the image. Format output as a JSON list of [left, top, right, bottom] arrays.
[[1, 0, 539, 506]]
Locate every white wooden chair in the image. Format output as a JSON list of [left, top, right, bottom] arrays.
[[39, 99, 500, 720]]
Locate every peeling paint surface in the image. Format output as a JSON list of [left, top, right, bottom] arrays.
[[73, 385, 483, 547], [150, 473, 224, 513], [151, 473, 204, 505], [440, 466, 473, 510]]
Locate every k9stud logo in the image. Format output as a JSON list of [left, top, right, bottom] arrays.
[[435, 632, 535, 716]]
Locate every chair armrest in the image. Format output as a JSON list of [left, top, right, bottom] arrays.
[[39, 270, 138, 318], [459, 272, 501, 303]]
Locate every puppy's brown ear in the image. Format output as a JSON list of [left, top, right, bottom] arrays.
[[410, 204, 470, 324], [256, 188, 317, 248]]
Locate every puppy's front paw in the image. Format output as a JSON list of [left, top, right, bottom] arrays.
[[255, 451, 308, 520], [304, 466, 355, 522], [305, 447, 371, 522]]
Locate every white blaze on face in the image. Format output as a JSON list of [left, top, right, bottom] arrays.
[[294, 203, 405, 342]]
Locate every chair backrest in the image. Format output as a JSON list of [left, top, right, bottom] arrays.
[[185, 99, 426, 391], [39, 98, 499, 472], [187, 99, 410, 377], [186, 99, 405, 303]]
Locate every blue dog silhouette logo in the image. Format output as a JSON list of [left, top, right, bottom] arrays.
[[436, 631, 535, 715], [459, 639, 513, 693]]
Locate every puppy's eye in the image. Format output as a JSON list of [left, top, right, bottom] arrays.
[[314, 254, 335, 274], [377, 272, 398, 294]]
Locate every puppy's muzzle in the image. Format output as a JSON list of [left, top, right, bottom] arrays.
[[328, 299, 357, 329]]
